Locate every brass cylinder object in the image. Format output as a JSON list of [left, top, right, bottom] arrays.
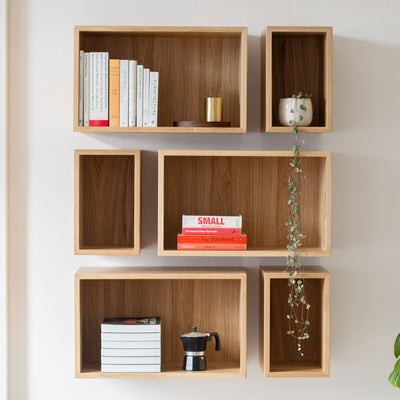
[[205, 97, 222, 122]]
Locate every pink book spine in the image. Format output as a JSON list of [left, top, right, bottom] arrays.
[[181, 227, 242, 235], [177, 242, 247, 250]]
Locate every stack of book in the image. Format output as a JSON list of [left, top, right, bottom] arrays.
[[78, 51, 159, 128], [177, 215, 247, 250], [101, 317, 161, 373]]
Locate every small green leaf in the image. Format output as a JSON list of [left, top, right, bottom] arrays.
[[394, 333, 400, 358], [290, 109, 295, 113], [389, 358, 400, 388]]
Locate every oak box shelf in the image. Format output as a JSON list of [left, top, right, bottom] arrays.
[[75, 267, 247, 378], [158, 150, 332, 257], [74, 26, 247, 133], [74, 150, 141, 255], [260, 266, 330, 377], [262, 26, 332, 133]]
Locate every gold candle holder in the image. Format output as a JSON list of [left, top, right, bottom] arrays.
[[205, 97, 222, 122]]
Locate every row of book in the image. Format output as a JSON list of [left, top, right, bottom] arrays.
[[78, 51, 159, 128], [177, 215, 247, 250], [101, 317, 161, 373]]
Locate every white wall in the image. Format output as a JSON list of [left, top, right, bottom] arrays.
[[8, 0, 400, 398]]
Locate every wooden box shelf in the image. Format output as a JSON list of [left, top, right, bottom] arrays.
[[75, 267, 247, 378], [263, 26, 332, 133], [74, 26, 247, 133], [158, 150, 331, 257], [74, 150, 141, 255], [260, 267, 330, 377]]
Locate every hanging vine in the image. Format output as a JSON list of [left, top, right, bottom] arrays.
[[285, 92, 311, 357]]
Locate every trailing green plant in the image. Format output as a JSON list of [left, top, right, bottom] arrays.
[[285, 91, 311, 357], [388, 333, 400, 388], [291, 91, 312, 99]]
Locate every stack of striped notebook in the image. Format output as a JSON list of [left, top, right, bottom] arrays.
[[177, 215, 247, 250], [101, 317, 161, 373]]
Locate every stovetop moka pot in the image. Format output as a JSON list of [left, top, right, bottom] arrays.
[[180, 326, 221, 371]]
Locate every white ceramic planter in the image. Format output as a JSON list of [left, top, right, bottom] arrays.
[[278, 98, 313, 127]]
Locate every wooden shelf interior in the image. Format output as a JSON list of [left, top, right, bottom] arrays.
[[75, 27, 247, 129], [76, 273, 245, 377], [161, 152, 330, 254], [269, 278, 323, 372], [265, 27, 332, 131], [75, 151, 139, 254], [261, 267, 330, 377]]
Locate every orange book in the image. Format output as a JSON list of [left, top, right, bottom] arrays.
[[177, 242, 246, 250], [109, 59, 120, 127], [177, 234, 247, 244]]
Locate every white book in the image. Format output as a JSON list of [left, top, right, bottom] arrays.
[[101, 364, 161, 373], [101, 356, 160, 365], [136, 65, 144, 127], [101, 318, 161, 333], [142, 68, 150, 127], [182, 215, 242, 229], [128, 60, 137, 127], [89, 52, 109, 126], [83, 53, 90, 127], [78, 50, 84, 126], [119, 60, 129, 127], [101, 332, 161, 342], [149, 71, 159, 127], [101, 348, 161, 357], [102, 341, 161, 349]]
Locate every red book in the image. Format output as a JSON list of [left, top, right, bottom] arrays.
[[89, 120, 109, 126], [177, 242, 247, 250], [182, 227, 242, 235], [177, 234, 247, 244]]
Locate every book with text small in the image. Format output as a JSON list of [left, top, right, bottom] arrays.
[[101, 332, 161, 342], [178, 242, 247, 250], [101, 364, 161, 373], [142, 68, 150, 127], [136, 65, 144, 127], [128, 60, 137, 127], [149, 71, 159, 127], [177, 234, 247, 244], [102, 341, 161, 349], [101, 348, 161, 357], [182, 215, 242, 229], [101, 317, 161, 333], [89, 52, 109, 126], [119, 60, 129, 127], [181, 227, 242, 235], [83, 53, 90, 126], [109, 59, 120, 127]]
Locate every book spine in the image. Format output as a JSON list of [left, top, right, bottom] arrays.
[[128, 60, 137, 127], [101, 364, 161, 373], [89, 52, 109, 126], [136, 65, 144, 127], [177, 234, 247, 244], [119, 59, 129, 127], [101, 324, 161, 333], [101, 356, 161, 365], [101, 332, 161, 342], [83, 53, 90, 127], [142, 68, 150, 127], [109, 59, 120, 127], [101, 341, 161, 349], [177, 242, 247, 250], [181, 227, 242, 235], [182, 215, 242, 229], [149, 71, 159, 127], [101, 348, 161, 357], [78, 50, 84, 126]]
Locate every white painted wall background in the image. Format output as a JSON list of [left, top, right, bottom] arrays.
[[8, 0, 400, 398]]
